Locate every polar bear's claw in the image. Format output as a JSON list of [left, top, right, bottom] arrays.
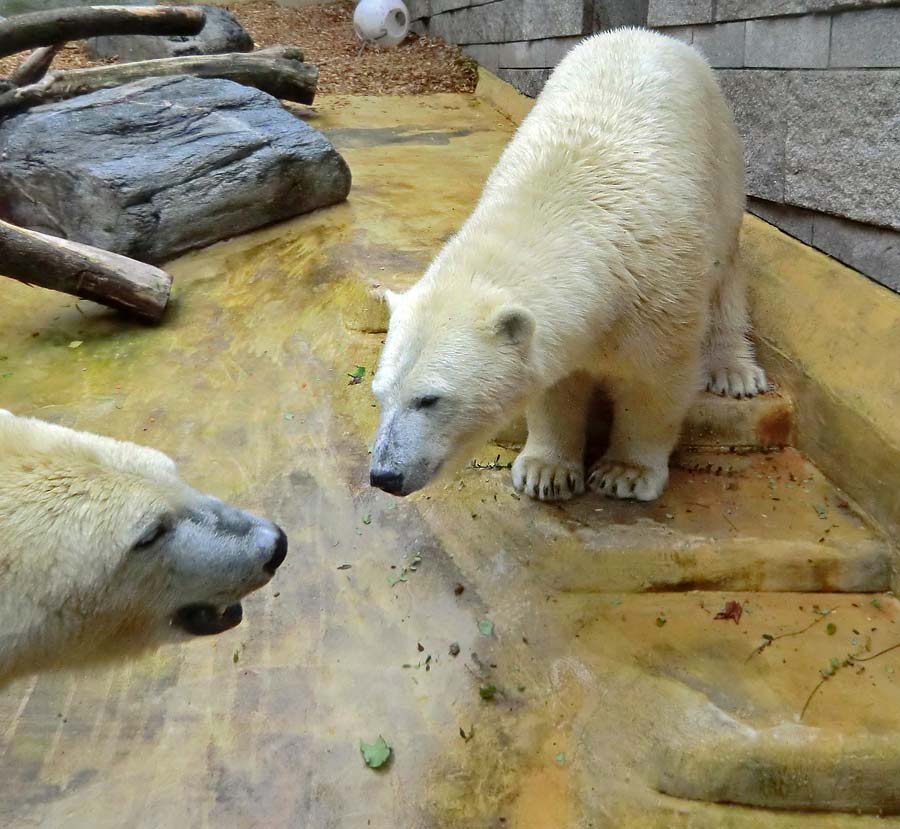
[[587, 459, 667, 502], [512, 454, 585, 502], [706, 364, 768, 399]]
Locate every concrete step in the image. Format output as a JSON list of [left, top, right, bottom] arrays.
[[420, 444, 892, 594], [329, 329, 885, 594]]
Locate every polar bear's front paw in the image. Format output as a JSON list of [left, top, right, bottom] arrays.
[[706, 363, 768, 398], [587, 459, 668, 502], [512, 453, 585, 502]]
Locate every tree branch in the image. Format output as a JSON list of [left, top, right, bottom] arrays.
[[0, 220, 172, 322], [9, 44, 61, 86], [0, 48, 318, 115], [0, 5, 205, 60]]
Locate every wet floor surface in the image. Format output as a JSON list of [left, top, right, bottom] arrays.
[[0, 94, 897, 827]]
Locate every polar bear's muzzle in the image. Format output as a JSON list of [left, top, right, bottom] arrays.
[[173, 602, 244, 636]]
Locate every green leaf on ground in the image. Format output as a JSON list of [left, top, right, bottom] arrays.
[[362, 514, 372, 525], [478, 619, 494, 637], [479, 685, 497, 700], [656, 616, 667, 628], [555, 752, 567, 767], [826, 623, 837, 636], [348, 366, 366, 385], [360, 735, 391, 769], [283, 412, 295, 421], [68, 340, 83, 349], [813, 504, 828, 519]]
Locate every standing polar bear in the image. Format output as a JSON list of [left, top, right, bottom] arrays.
[[0, 410, 287, 684], [370, 29, 766, 501]]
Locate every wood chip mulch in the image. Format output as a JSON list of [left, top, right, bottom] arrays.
[[0, 0, 479, 96]]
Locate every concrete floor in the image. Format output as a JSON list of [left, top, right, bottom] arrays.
[[0, 94, 898, 827]]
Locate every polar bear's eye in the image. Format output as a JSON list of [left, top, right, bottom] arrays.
[[133, 521, 167, 551], [413, 395, 440, 410]]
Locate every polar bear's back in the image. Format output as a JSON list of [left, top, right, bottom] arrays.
[[464, 28, 745, 320]]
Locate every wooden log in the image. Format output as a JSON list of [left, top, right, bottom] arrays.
[[0, 49, 318, 115], [9, 45, 60, 86], [0, 220, 172, 322], [0, 6, 206, 60]]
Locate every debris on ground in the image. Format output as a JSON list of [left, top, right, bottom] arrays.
[[348, 365, 366, 385], [360, 735, 392, 769], [478, 619, 494, 636], [714, 600, 744, 625], [0, 1, 479, 96], [479, 684, 497, 701], [449, 642, 460, 657], [388, 553, 422, 587], [459, 725, 474, 741]]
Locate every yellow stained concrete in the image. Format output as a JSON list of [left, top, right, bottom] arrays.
[[742, 216, 900, 545], [0, 94, 899, 826]]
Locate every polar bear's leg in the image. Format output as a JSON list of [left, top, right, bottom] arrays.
[[704, 251, 768, 398], [512, 372, 592, 501], [588, 360, 700, 502]]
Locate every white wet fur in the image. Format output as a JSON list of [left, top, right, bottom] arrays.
[[372, 29, 767, 501]]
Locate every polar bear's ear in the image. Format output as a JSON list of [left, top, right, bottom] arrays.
[[384, 289, 405, 315], [490, 305, 535, 347]]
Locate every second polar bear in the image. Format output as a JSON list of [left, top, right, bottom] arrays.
[[370, 29, 767, 501]]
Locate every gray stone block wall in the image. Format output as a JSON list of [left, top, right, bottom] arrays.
[[411, 0, 900, 293]]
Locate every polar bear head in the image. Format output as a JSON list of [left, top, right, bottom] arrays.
[[0, 411, 287, 681], [370, 283, 537, 495]]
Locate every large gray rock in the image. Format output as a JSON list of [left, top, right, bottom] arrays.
[[88, 6, 253, 62], [0, 76, 351, 263]]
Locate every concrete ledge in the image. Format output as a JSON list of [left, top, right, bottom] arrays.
[[474, 66, 535, 123], [744, 215, 900, 547]]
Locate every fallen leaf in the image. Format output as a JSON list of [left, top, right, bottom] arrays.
[[826, 623, 837, 636], [68, 340, 83, 349], [337, 564, 352, 570], [656, 616, 667, 628], [459, 725, 473, 741], [714, 600, 743, 625], [360, 735, 391, 769], [362, 514, 372, 525], [479, 685, 497, 700], [283, 412, 295, 421], [814, 504, 828, 519], [555, 752, 567, 767], [449, 642, 460, 657], [348, 365, 366, 385], [478, 619, 494, 636]]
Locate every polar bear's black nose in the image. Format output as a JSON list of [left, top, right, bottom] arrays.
[[370, 469, 404, 495], [264, 526, 288, 574]]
